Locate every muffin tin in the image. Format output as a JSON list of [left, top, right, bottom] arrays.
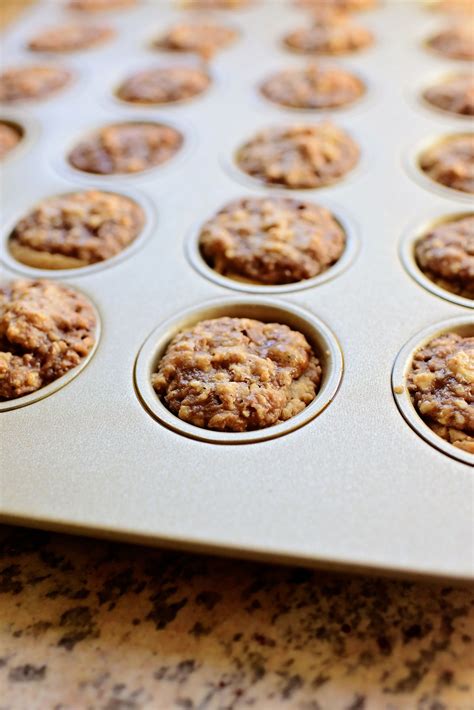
[[1, 0, 473, 581]]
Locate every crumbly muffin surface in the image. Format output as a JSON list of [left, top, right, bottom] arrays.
[[260, 63, 365, 109], [199, 196, 346, 284], [154, 22, 237, 59], [426, 23, 474, 60], [28, 24, 114, 52], [0, 122, 22, 159], [0, 280, 96, 401], [415, 216, 474, 300], [284, 11, 373, 55], [423, 74, 474, 116], [152, 316, 322, 432], [9, 190, 145, 270], [236, 122, 359, 189], [68, 121, 183, 175], [419, 135, 474, 194], [117, 66, 210, 104], [0, 66, 71, 102], [407, 333, 474, 454]]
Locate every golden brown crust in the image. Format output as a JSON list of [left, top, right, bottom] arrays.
[[68, 122, 183, 175], [423, 74, 474, 116], [116, 66, 211, 105], [407, 333, 474, 454], [0, 122, 22, 159], [283, 11, 373, 55], [199, 196, 345, 284], [419, 135, 474, 195], [28, 24, 114, 52], [9, 190, 145, 270], [236, 122, 359, 189], [152, 316, 321, 432], [426, 23, 474, 60], [153, 23, 238, 59], [0, 66, 72, 103], [0, 280, 96, 401], [415, 216, 474, 300], [260, 63, 365, 109]]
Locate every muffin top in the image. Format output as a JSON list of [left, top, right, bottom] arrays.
[[154, 22, 238, 59], [28, 23, 114, 52], [152, 316, 321, 432], [117, 66, 210, 105], [0, 280, 96, 401], [9, 190, 145, 269], [284, 10, 374, 55], [236, 122, 360, 189], [419, 134, 474, 194], [426, 22, 474, 60], [260, 63, 365, 109], [407, 332, 474, 454], [68, 121, 183, 175], [0, 122, 22, 159], [423, 73, 474, 116], [199, 196, 346, 284], [0, 65, 71, 102]]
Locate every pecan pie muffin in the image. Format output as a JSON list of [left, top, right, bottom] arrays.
[[0, 121, 22, 159], [68, 121, 183, 175], [423, 74, 474, 116], [284, 11, 374, 55], [68, 0, 137, 10], [419, 134, 474, 194], [236, 122, 360, 189], [117, 66, 210, 105], [199, 196, 346, 284], [0, 279, 96, 401], [9, 190, 145, 270], [153, 22, 238, 59], [28, 24, 114, 52], [260, 63, 365, 109], [407, 332, 474, 454], [152, 316, 322, 431], [415, 215, 474, 300], [426, 23, 474, 60], [0, 66, 72, 103]]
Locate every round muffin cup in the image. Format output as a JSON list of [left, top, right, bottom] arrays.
[[392, 316, 473, 466], [0, 284, 101, 413], [186, 199, 359, 294], [400, 212, 474, 309], [407, 132, 474, 202], [1, 187, 156, 279], [0, 111, 40, 164], [134, 297, 343, 444], [412, 70, 474, 121]]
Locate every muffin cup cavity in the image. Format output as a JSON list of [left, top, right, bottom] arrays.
[[407, 132, 474, 201]]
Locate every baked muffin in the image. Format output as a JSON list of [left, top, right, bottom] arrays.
[[419, 134, 474, 194], [68, 121, 183, 175], [415, 215, 474, 300], [0, 121, 22, 159], [407, 332, 474, 454], [9, 190, 145, 270], [68, 0, 137, 10], [179, 0, 252, 7], [236, 122, 360, 189], [0, 66, 72, 103], [429, 0, 474, 14], [0, 279, 96, 401], [199, 196, 346, 284], [294, 0, 377, 10], [284, 11, 374, 55], [423, 74, 474, 116], [116, 66, 210, 105], [153, 22, 238, 59], [426, 23, 474, 60], [28, 24, 114, 52], [152, 316, 322, 432], [260, 63, 365, 109]]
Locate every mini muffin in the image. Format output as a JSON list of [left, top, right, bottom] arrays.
[[116, 66, 211, 105], [426, 23, 474, 60], [0, 279, 96, 401], [419, 134, 474, 194], [199, 196, 346, 284], [407, 332, 474, 454], [68, 0, 137, 10], [180, 0, 252, 7], [284, 11, 374, 55], [67, 121, 183, 175], [9, 190, 145, 270], [294, 0, 377, 10], [153, 22, 238, 60], [0, 66, 72, 103], [423, 74, 474, 116], [152, 316, 322, 432], [260, 63, 365, 110], [415, 215, 474, 300], [28, 24, 114, 52], [0, 121, 22, 159], [235, 122, 360, 189]]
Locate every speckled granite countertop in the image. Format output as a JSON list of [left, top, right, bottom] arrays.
[[0, 525, 473, 710]]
